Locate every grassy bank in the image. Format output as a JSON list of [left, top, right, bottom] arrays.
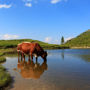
[[0, 55, 11, 88], [0, 65, 11, 88], [0, 57, 6, 63], [70, 47, 90, 49]]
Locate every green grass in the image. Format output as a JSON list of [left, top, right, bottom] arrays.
[[0, 39, 68, 49], [0, 65, 6, 71], [0, 55, 11, 88], [0, 52, 4, 56], [0, 65, 11, 88], [65, 30, 90, 47], [0, 39, 50, 49], [0, 57, 6, 63], [0, 57, 11, 88]]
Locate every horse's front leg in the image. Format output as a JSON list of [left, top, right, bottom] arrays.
[[18, 51, 20, 60], [18, 52, 20, 63], [30, 53, 33, 61]]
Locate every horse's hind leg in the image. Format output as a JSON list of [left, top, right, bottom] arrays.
[[30, 53, 33, 61], [28, 55, 30, 61], [22, 52, 25, 61]]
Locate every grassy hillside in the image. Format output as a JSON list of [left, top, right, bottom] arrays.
[[65, 30, 90, 48], [0, 39, 69, 50]]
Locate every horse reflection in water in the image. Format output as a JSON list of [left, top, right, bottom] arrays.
[[17, 58, 48, 79]]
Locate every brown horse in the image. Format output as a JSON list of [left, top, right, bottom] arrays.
[[17, 42, 47, 61]]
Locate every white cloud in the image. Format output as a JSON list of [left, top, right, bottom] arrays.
[[65, 37, 73, 42], [23, 0, 33, 7], [25, 3, 32, 7], [44, 37, 60, 44], [45, 37, 52, 43], [50, 0, 68, 4], [0, 34, 19, 40], [0, 4, 12, 8], [51, 0, 62, 4]]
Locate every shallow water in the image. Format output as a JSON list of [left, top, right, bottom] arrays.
[[3, 49, 90, 90]]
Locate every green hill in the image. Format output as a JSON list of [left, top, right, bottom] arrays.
[[0, 39, 68, 49], [65, 30, 90, 48]]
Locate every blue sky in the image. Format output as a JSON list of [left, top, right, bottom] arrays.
[[0, 0, 90, 44]]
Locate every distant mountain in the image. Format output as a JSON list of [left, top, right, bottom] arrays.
[[65, 30, 90, 48]]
